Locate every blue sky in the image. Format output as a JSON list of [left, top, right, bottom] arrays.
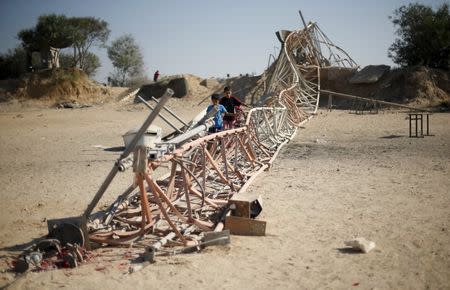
[[0, 0, 445, 82]]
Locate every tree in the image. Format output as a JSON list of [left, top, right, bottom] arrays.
[[388, 3, 450, 70], [17, 14, 109, 73], [80, 52, 101, 77], [18, 14, 74, 69], [107, 34, 144, 86], [59, 52, 73, 69], [69, 17, 109, 69], [60, 51, 100, 77]]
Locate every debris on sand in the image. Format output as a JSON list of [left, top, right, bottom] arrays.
[[55, 101, 91, 109], [13, 239, 90, 273], [344, 237, 376, 253]]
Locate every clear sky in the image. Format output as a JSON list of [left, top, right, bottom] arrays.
[[0, 0, 445, 82]]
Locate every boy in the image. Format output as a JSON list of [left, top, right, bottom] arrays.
[[207, 94, 227, 133], [219, 86, 242, 129]]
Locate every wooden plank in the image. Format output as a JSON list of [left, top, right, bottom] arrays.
[[225, 216, 266, 236]]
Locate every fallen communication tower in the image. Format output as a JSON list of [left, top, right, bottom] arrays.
[[47, 11, 358, 254]]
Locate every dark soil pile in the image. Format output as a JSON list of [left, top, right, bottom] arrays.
[[137, 75, 190, 100], [320, 66, 450, 108]]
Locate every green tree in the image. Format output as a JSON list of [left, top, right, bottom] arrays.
[[80, 51, 101, 77], [17, 14, 109, 73], [18, 14, 74, 69], [388, 3, 450, 70], [107, 34, 144, 86], [60, 51, 100, 77], [59, 52, 73, 69], [69, 17, 109, 69]]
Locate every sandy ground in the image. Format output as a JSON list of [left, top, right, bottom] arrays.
[[0, 102, 449, 289]]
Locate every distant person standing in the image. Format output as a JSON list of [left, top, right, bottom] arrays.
[[153, 70, 160, 82]]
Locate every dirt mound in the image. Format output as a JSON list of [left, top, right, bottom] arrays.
[[137, 74, 223, 102], [3, 65, 445, 111], [385, 67, 449, 104], [200, 78, 220, 88], [0, 68, 121, 106], [349, 65, 390, 84], [135, 73, 262, 106], [321, 66, 450, 108]]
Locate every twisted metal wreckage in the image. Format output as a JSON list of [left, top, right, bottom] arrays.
[[48, 13, 358, 253]]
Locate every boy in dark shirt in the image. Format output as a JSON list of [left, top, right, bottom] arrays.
[[219, 86, 242, 129]]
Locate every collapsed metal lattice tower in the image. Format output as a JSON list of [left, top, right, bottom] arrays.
[[48, 11, 358, 249]]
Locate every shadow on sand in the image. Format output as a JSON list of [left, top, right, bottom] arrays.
[[379, 134, 404, 139], [103, 146, 125, 152], [336, 247, 364, 255]]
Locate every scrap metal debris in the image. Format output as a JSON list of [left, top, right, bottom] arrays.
[[55, 101, 92, 109], [13, 239, 91, 273]]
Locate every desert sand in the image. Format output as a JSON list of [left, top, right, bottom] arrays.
[[0, 100, 449, 289]]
